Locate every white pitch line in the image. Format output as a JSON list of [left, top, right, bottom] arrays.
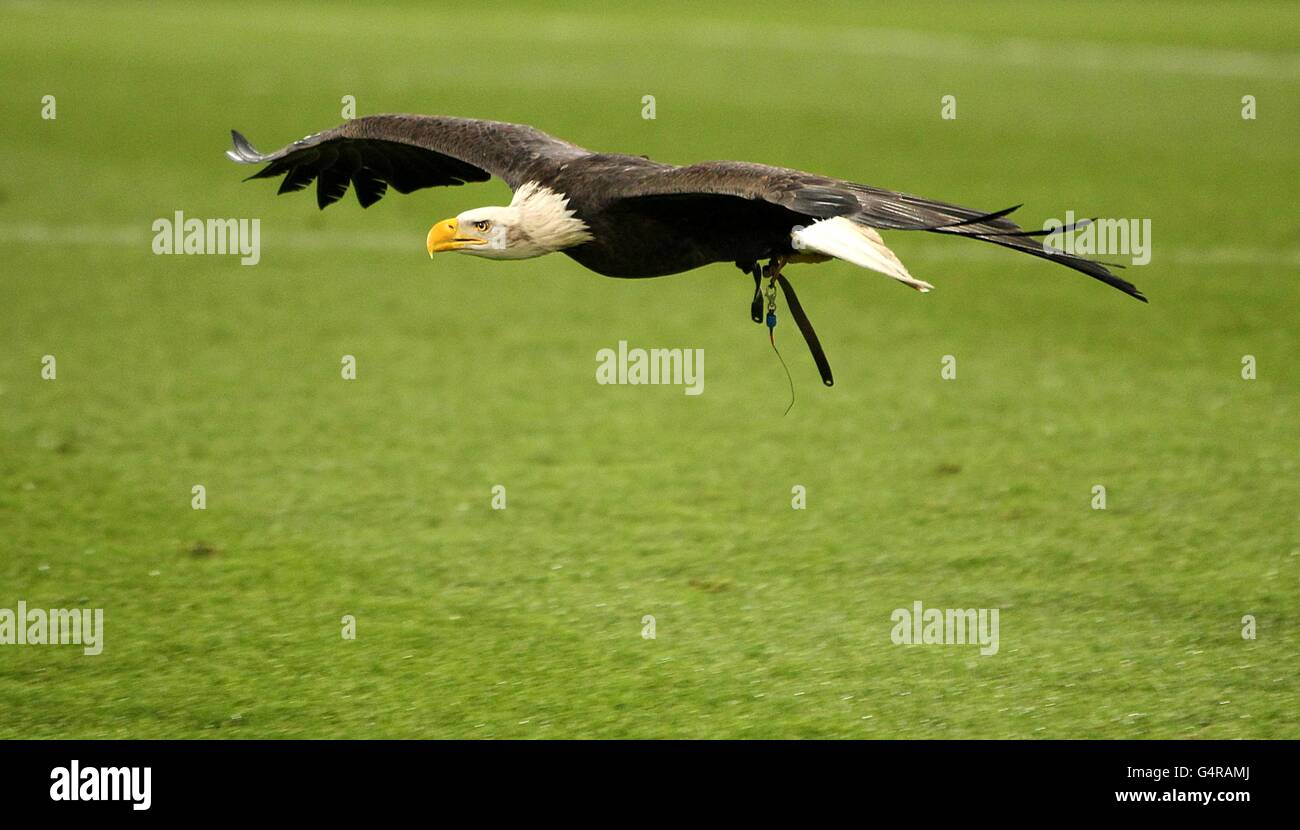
[[1, 222, 1297, 268], [512, 16, 1300, 80], [0, 222, 411, 254]]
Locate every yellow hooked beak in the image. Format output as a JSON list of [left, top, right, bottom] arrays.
[[426, 218, 486, 256]]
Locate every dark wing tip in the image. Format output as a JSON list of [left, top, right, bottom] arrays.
[[1061, 252, 1148, 303], [1070, 254, 1147, 302], [931, 204, 1023, 231], [953, 228, 1150, 303], [226, 130, 265, 163]]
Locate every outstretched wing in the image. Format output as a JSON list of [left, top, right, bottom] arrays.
[[609, 161, 1023, 230], [226, 114, 591, 209], [607, 162, 1145, 302]]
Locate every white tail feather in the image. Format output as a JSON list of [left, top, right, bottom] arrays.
[[792, 217, 934, 292]]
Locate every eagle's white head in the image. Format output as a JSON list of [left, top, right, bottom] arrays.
[[426, 182, 593, 260]]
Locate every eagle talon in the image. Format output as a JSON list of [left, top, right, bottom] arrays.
[[746, 262, 764, 323]]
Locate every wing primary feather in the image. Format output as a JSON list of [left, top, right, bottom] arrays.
[[971, 233, 1147, 302], [926, 204, 1022, 230], [351, 167, 388, 208], [315, 163, 350, 209], [974, 217, 1096, 238], [227, 130, 265, 163], [277, 164, 315, 194]]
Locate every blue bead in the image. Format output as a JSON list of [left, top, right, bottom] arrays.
[[766, 312, 777, 328]]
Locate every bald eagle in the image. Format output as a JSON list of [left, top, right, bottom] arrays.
[[227, 114, 1144, 386]]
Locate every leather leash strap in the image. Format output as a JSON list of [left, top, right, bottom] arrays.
[[775, 275, 834, 387]]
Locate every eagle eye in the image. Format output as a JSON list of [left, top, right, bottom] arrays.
[[472, 220, 490, 232]]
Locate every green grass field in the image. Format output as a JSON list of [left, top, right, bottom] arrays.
[[1, 0, 1296, 738]]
